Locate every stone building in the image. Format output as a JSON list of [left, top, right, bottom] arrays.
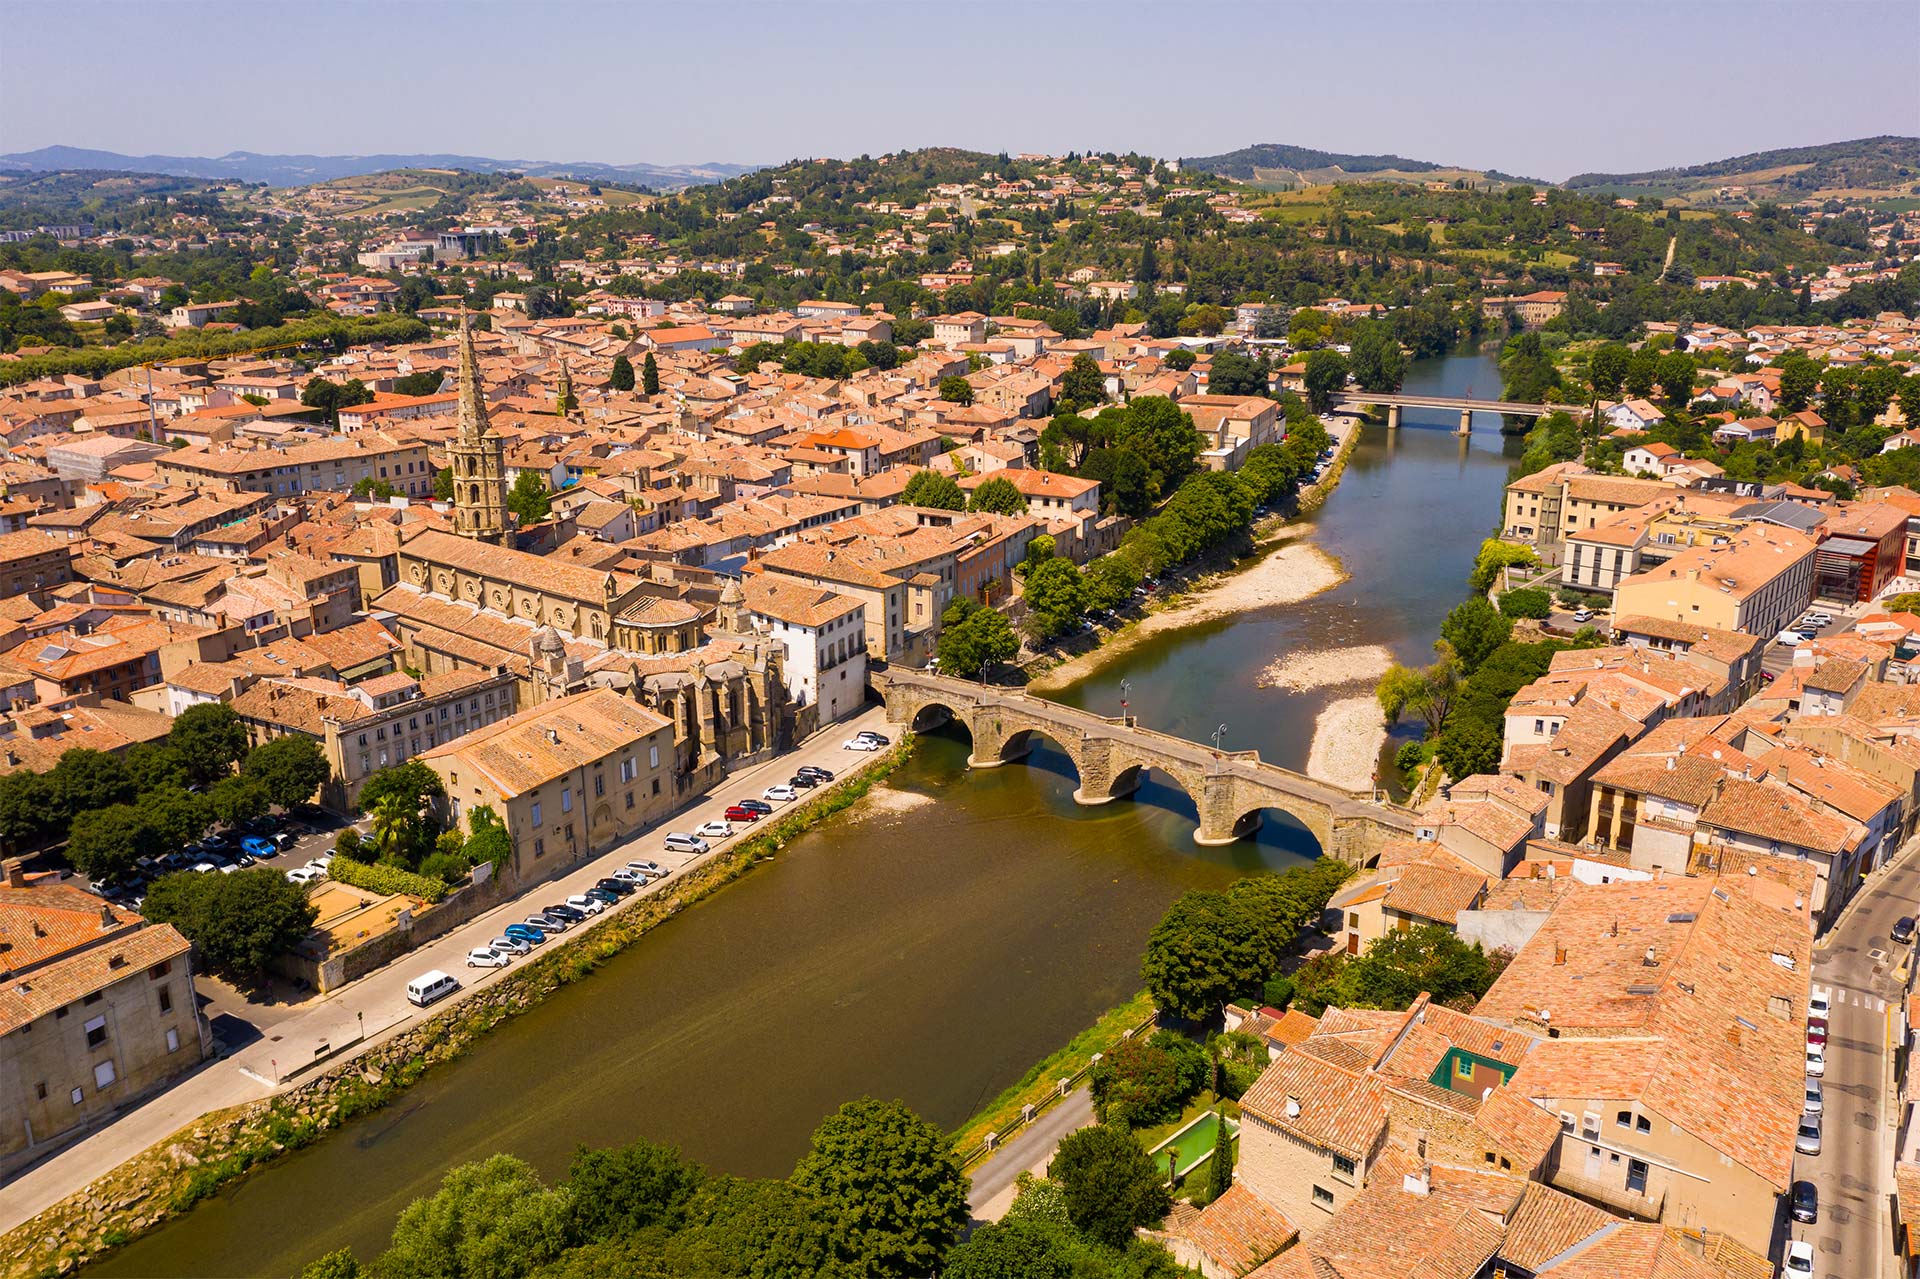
[[447, 317, 509, 546]]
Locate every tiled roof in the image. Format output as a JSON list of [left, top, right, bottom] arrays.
[[418, 687, 670, 797], [1166, 1181, 1297, 1276]]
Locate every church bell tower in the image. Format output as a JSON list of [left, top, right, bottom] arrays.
[[449, 314, 509, 545]]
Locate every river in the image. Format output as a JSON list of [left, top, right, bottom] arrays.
[[88, 345, 1515, 1278]]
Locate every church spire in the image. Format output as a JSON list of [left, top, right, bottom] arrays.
[[449, 312, 509, 545], [555, 356, 577, 417], [457, 312, 491, 441]]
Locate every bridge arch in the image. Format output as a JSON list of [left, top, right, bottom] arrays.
[[1206, 802, 1327, 860], [907, 700, 967, 734]]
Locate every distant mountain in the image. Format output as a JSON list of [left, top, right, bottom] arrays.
[[1179, 142, 1542, 190], [0, 146, 759, 190], [1565, 136, 1920, 199]]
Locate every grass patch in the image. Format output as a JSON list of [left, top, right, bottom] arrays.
[[950, 990, 1156, 1157]]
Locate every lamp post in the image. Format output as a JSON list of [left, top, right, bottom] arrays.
[[1212, 723, 1228, 752], [1119, 678, 1132, 726]]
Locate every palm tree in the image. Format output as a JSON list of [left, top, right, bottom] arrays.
[[369, 794, 412, 864]]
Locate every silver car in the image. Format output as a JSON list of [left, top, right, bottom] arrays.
[[1804, 1078, 1823, 1114], [1796, 1115, 1821, 1155]]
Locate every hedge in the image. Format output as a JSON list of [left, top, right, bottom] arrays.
[[327, 855, 451, 903]]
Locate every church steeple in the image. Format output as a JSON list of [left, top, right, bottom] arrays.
[[555, 356, 577, 417], [449, 314, 509, 545]]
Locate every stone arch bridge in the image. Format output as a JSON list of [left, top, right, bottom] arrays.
[[872, 669, 1418, 866]]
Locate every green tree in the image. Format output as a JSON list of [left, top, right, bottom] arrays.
[[0, 770, 65, 846], [608, 354, 635, 391], [1048, 1125, 1170, 1248], [1089, 1031, 1208, 1129], [352, 477, 399, 500], [1624, 348, 1659, 399], [1468, 538, 1539, 592], [143, 868, 318, 983], [659, 1177, 845, 1279], [1021, 557, 1088, 642], [1338, 925, 1497, 1010], [1141, 889, 1267, 1020], [507, 470, 552, 524], [243, 734, 332, 809], [143, 784, 212, 849], [298, 1249, 363, 1279], [50, 747, 136, 813], [1654, 351, 1697, 408], [1432, 716, 1504, 779], [642, 352, 660, 395], [1347, 321, 1405, 393], [66, 803, 160, 881], [1778, 354, 1822, 413], [1060, 352, 1107, 410], [433, 466, 454, 500], [124, 741, 190, 794], [1302, 349, 1349, 413], [208, 774, 272, 826], [791, 1097, 969, 1279], [942, 1219, 1076, 1279], [902, 469, 966, 510], [936, 606, 1019, 679], [1440, 597, 1514, 674], [371, 1153, 572, 1279], [564, 1138, 703, 1242], [393, 370, 445, 398], [1083, 555, 1141, 612], [1587, 343, 1630, 402], [1112, 397, 1203, 499], [1205, 1107, 1234, 1202], [938, 376, 974, 405], [968, 476, 1028, 515], [1375, 647, 1462, 737], [1498, 586, 1553, 619], [463, 805, 514, 875], [169, 703, 249, 786]]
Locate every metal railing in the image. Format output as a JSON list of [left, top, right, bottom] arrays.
[[955, 1010, 1158, 1169]]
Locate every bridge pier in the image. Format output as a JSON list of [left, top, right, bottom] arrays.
[[1457, 408, 1473, 436], [1386, 404, 1401, 431]]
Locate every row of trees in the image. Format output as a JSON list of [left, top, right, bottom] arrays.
[[300, 1097, 1182, 1279]]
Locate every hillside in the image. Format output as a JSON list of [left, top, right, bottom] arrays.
[[1565, 135, 1920, 201], [0, 146, 757, 191], [1180, 141, 1540, 191]]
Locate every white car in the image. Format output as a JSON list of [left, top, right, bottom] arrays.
[[1775, 629, 1810, 646], [1784, 1239, 1815, 1276], [695, 820, 735, 839], [285, 866, 324, 885], [466, 947, 510, 969], [843, 736, 883, 751], [565, 893, 607, 916], [1571, 608, 1595, 624], [1809, 993, 1831, 1019], [1805, 1045, 1826, 1078], [763, 784, 798, 802]]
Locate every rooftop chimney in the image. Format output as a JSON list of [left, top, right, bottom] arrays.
[[3, 857, 24, 888]]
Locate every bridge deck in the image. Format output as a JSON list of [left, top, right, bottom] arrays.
[[1333, 392, 1560, 416]]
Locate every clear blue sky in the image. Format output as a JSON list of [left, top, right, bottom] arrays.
[[5, 0, 1917, 180]]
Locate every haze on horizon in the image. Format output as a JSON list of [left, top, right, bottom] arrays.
[[4, 0, 1918, 182]]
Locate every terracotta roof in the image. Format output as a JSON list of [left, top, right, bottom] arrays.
[[418, 687, 670, 797]]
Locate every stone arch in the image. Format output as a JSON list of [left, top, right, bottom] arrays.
[[991, 724, 1086, 780], [1201, 799, 1330, 856], [906, 700, 965, 734]]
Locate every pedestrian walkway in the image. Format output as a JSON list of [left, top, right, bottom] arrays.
[[1812, 983, 1889, 1013], [965, 1087, 1095, 1222]]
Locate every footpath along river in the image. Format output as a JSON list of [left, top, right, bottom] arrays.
[[88, 345, 1515, 1277]]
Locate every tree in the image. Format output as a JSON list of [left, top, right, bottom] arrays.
[[393, 370, 444, 398], [1089, 1032, 1207, 1128], [1080, 446, 1151, 517], [144, 784, 212, 849], [125, 741, 190, 794], [1205, 1108, 1234, 1202], [1779, 354, 1822, 413], [143, 868, 318, 983], [169, 703, 249, 786], [659, 1177, 845, 1279], [1303, 349, 1349, 413], [463, 805, 514, 875], [608, 354, 635, 391], [1083, 555, 1141, 612], [506, 470, 552, 524], [50, 747, 136, 814], [1375, 647, 1461, 737], [1021, 557, 1088, 642], [357, 761, 446, 867], [299, 376, 373, 424], [791, 1097, 969, 1279], [1060, 352, 1107, 410], [1624, 348, 1659, 399], [902, 469, 966, 511], [66, 804, 160, 881], [936, 606, 1019, 679], [642, 352, 661, 396], [371, 1153, 572, 1279], [433, 466, 454, 500], [0, 770, 64, 845], [243, 734, 332, 809], [1498, 587, 1553, 619], [1048, 1125, 1170, 1247], [1113, 397, 1203, 499], [1440, 597, 1514, 673], [1338, 925, 1496, 1010], [1432, 716, 1504, 779], [1654, 351, 1696, 408], [968, 476, 1028, 515], [352, 477, 399, 500], [1141, 889, 1267, 1020], [1588, 343, 1630, 402], [942, 1219, 1076, 1279], [1468, 538, 1538, 592], [564, 1138, 703, 1243], [1347, 322, 1405, 393], [938, 376, 974, 405], [1163, 348, 1196, 372], [1206, 351, 1267, 397]]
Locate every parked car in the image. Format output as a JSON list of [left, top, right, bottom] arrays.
[[1571, 608, 1594, 623], [788, 773, 820, 789], [544, 903, 585, 923], [584, 886, 620, 907], [763, 784, 798, 803], [565, 893, 607, 916], [1806, 1020, 1827, 1047], [1804, 1079, 1823, 1114], [240, 835, 278, 860], [625, 859, 665, 878], [521, 915, 565, 935], [1796, 1115, 1821, 1155], [466, 947, 510, 969], [724, 805, 761, 823], [856, 730, 891, 746], [503, 923, 547, 946], [734, 799, 773, 816], [1809, 993, 1831, 1019], [611, 868, 649, 886], [1784, 1240, 1814, 1276], [1775, 629, 1810, 646], [663, 832, 710, 854], [798, 764, 834, 782], [695, 820, 735, 839], [595, 876, 635, 897], [490, 935, 531, 956], [1791, 1179, 1818, 1224], [303, 857, 332, 876], [1806, 1045, 1826, 1077], [285, 867, 324, 885], [843, 736, 882, 752], [1894, 916, 1916, 944]]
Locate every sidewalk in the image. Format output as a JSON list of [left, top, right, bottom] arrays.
[[0, 705, 894, 1235], [965, 1087, 1095, 1222]]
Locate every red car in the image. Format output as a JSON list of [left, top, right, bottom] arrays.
[[723, 805, 761, 823], [1806, 1019, 1828, 1047]]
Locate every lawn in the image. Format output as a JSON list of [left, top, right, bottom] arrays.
[[1141, 1098, 1240, 1182]]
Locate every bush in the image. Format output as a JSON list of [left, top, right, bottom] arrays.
[[1088, 1032, 1207, 1129], [1394, 741, 1427, 774], [1498, 587, 1552, 620], [327, 855, 452, 902], [1261, 975, 1295, 1010]]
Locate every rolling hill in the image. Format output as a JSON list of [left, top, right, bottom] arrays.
[[0, 146, 758, 191], [1179, 142, 1541, 190], [1565, 136, 1920, 201]]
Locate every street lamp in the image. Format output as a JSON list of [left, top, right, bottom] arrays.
[[1119, 679, 1132, 725], [1212, 724, 1228, 751]]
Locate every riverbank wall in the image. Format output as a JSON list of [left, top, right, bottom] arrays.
[[0, 744, 913, 1279]]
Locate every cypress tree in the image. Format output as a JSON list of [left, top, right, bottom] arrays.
[[642, 352, 660, 395], [1206, 1110, 1233, 1202], [609, 354, 634, 391]]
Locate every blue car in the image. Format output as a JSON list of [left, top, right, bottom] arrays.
[[502, 923, 547, 946], [240, 835, 278, 860]]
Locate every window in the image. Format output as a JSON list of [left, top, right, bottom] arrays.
[[594, 774, 605, 798], [83, 1015, 108, 1049], [93, 1059, 116, 1090], [620, 757, 636, 783], [531, 801, 542, 826], [36, 1082, 46, 1100], [534, 838, 545, 858], [1635, 1115, 1651, 1134], [625, 792, 635, 810], [158, 988, 172, 1015], [82, 992, 101, 1006], [1616, 1110, 1632, 1128], [561, 788, 573, 814], [165, 1027, 180, 1053], [1312, 1185, 1334, 1209], [1331, 1154, 1356, 1179], [652, 778, 661, 795], [649, 745, 660, 769], [148, 961, 171, 980], [71, 1087, 83, 1106]]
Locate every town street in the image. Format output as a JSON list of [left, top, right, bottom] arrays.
[[0, 703, 893, 1235], [1798, 840, 1920, 1279], [965, 1086, 1095, 1222]]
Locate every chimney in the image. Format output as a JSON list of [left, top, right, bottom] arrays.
[[1728, 1024, 1741, 1049], [3, 857, 25, 888], [1644, 946, 1657, 966], [100, 904, 115, 930], [1553, 945, 1567, 966]]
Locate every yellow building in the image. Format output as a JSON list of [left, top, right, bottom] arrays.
[[1613, 523, 1816, 639]]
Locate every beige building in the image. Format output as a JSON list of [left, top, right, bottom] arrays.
[[419, 688, 676, 889], [0, 862, 209, 1176], [1613, 523, 1817, 640]]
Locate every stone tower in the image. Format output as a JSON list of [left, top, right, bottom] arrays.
[[716, 577, 749, 633], [555, 356, 576, 417], [449, 315, 509, 545]]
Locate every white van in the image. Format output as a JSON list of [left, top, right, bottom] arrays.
[[406, 970, 459, 1007]]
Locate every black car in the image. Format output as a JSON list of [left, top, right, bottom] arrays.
[[595, 877, 636, 897], [1791, 1179, 1818, 1223], [584, 886, 621, 906], [543, 903, 585, 923], [789, 772, 820, 789], [1895, 917, 1917, 945], [797, 764, 835, 782], [735, 798, 774, 815], [855, 731, 891, 747]]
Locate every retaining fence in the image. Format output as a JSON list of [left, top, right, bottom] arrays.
[[956, 1009, 1157, 1169]]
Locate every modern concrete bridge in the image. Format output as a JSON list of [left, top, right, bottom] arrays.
[[1333, 391, 1566, 435], [872, 669, 1418, 865]]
